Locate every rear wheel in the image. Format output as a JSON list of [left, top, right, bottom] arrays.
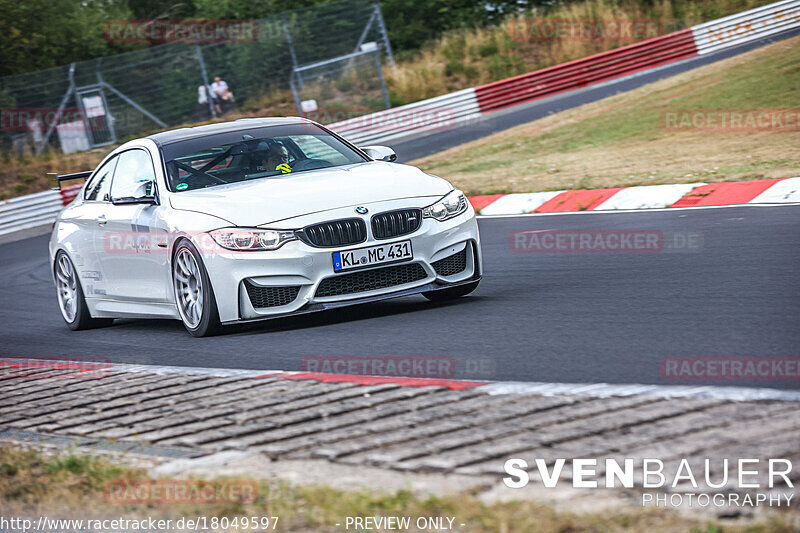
[[173, 241, 222, 337], [422, 280, 480, 302], [54, 251, 113, 330]]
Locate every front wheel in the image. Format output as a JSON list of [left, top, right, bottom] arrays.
[[422, 280, 480, 302], [173, 241, 222, 337], [54, 251, 113, 330]]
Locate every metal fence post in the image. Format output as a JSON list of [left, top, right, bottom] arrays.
[[353, 9, 377, 53], [283, 13, 302, 90], [36, 63, 76, 155], [374, 51, 391, 110], [95, 59, 118, 145], [195, 44, 217, 119], [374, 2, 395, 67], [289, 72, 303, 116], [100, 82, 167, 129]]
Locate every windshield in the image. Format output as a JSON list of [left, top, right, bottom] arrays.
[[162, 123, 366, 192]]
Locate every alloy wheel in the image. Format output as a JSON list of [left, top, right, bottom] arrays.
[[173, 248, 204, 328], [55, 254, 78, 322]]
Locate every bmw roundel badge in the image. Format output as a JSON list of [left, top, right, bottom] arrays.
[[355, 206, 368, 214]]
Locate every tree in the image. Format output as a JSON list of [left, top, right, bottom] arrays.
[[0, 0, 136, 77]]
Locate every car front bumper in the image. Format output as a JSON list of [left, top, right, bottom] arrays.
[[197, 205, 482, 324]]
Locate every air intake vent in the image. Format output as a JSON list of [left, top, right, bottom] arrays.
[[244, 281, 300, 308], [315, 263, 427, 298], [432, 248, 468, 276]]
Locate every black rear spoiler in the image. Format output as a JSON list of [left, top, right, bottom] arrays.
[[48, 171, 92, 191]]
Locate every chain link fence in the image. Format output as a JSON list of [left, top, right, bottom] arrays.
[[291, 49, 391, 123], [0, 0, 393, 156]]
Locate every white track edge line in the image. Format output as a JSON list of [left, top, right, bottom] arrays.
[[480, 381, 800, 402], [3, 358, 797, 402], [475, 202, 800, 218]]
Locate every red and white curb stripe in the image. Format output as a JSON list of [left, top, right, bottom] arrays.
[[3, 359, 798, 402], [5, 178, 795, 242], [470, 177, 800, 215]]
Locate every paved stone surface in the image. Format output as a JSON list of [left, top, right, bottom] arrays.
[[0, 364, 797, 501]]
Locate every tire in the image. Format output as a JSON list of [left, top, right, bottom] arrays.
[[172, 240, 222, 337], [54, 251, 114, 331], [422, 280, 480, 302]]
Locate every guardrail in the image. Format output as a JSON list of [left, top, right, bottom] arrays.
[[328, 88, 482, 146], [60, 184, 82, 205], [0, 184, 81, 240], [474, 29, 697, 113], [1, 0, 798, 241], [0, 189, 64, 238], [693, 0, 800, 55]]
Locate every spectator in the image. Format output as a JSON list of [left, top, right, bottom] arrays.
[[196, 84, 212, 120], [211, 76, 235, 115]]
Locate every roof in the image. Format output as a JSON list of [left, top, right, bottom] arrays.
[[146, 117, 309, 146]]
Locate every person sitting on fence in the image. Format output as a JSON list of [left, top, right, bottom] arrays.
[[211, 76, 235, 115]]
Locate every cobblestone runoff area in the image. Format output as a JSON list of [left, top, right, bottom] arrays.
[[0, 361, 798, 501]]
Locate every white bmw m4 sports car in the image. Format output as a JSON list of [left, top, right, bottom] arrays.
[[50, 118, 482, 336]]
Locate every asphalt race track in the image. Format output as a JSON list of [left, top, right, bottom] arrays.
[[2, 205, 798, 389], [2, 28, 799, 391]]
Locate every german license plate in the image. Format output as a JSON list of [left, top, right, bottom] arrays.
[[332, 240, 413, 272]]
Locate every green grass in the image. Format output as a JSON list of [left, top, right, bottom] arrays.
[[530, 43, 800, 154]]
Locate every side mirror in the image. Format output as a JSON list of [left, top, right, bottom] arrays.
[[112, 180, 158, 205], [362, 145, 397, 162]]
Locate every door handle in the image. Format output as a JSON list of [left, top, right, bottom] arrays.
[[96, 215, 107, 226]]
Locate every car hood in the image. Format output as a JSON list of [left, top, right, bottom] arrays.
[[168, 162, 452, 227]]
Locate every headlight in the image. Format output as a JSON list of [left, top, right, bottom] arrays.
[[209, 228, 297, 251], [423, 190, 469, 221]]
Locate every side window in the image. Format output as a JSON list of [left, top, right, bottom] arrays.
[[111, 149, 156, 201], [291, 135, 349, 165], [84, 157, 117, 201]]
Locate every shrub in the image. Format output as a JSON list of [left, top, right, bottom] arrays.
[[478, 42, 499, 57], [487, 54, 526, 80], [445, 61, 465, 76], [441, 34, 467, 62], [463, 65, 479, 80], [336, 78, 354, 92]]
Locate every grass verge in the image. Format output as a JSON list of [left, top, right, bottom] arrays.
[[1, 445, 798, 532], [411, 35, 800, 196]]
